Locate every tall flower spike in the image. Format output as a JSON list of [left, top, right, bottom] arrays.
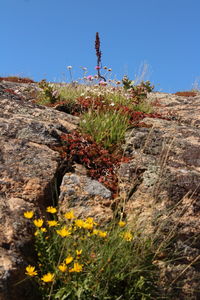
[[95, 32, 106, 82], [95, 32, 101, 67]]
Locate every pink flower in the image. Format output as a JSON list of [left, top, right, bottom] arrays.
[[87, 75, 93, 81], [95, 66, 101, 70]]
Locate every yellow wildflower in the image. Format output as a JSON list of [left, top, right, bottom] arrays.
[[24, 211, 34, 219], [85, 217, 96, 224], [83, 222, 93, 230], [56, 227, 71, 237], [41, 272, 54, 283], [69, 262, 83, 273], [98, 230, 107, 238], [58, 263, 67, 272], [41, 227, 47, 233], [76, 249, 82, 256], [47, 220, 59, 227], [65, 256, 73, 265], [64, 210, 75, 220], [118, 220, 126, 228], [84, 217, 97, 229], [33, 219, 43, 228], [92, 229, 99, 235], [25, 265, 38, 277], [46, 206, 57, 214], [75, 219, 85, 228], [123, 231, 133, 241]]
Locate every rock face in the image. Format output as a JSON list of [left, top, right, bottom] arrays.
[[1, 80, 200, 300], [0, 81, 79, 300], [58, 163, 113, 223], [119, 91, 200, 299]]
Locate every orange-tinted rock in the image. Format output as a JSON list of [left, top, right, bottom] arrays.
[[120, 91, 200, 298]]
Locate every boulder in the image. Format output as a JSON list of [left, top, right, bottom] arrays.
[[58, 163, 113, 223]]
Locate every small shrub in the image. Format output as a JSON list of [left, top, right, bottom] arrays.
[[38, 80, 61, 104], [122, 76, 154, 105], [122, 75, 135, 90], [23, 207, 159, 300]]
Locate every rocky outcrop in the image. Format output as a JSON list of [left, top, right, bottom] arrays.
[[0, 81, 79, 300], [119, 91, 200, 299], [1, 80, 200, 299]]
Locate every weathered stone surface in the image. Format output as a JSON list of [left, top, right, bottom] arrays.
[[119, 92, 200, 299], [148, 91, 200, 128], [58, 164, 113, 223], [1, 82, 200, 299], [0, 83, 79, 300], [0, 81, 39, 102]]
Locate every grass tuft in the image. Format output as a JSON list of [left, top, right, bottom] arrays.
[[80, 109, 130, 150]]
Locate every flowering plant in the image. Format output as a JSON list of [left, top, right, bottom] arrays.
[[23, 207, 158, 299]]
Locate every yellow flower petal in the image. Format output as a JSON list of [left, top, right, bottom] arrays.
[[25, 265, 37, 277], [75, 219, 85, 228], [65, 256, 73, 265], [92, 229, 99, 235], [123, 231, 133, 241], [58, 263, 67, 272], [41, 227, 47, 232], [33, 219, 43, 228], [64, 210, 75, 220], [118, 220, 126, 228], [98, 230, 107, 238], [69, 262, 83, 273], [46, 206, 57, 214], [41, 272, 54, 283], [56, 227, 71, 237], [47, 220, 59, 227], [76, 249, 82, 256], [83, 222, 93, 230], [24, 211, 34, 219]]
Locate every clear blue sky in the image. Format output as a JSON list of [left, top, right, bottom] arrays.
[[1, 0, 200, 93]]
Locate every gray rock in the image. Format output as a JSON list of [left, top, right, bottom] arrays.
[[58, 167, 113, 223], [84, 177, 111, 198]]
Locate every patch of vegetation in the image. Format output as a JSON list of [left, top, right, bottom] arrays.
[[57, 131, 129, 196], [38, 80, 61, 104], [80, 109, 130, 150], [23, 207, 159, 300]]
